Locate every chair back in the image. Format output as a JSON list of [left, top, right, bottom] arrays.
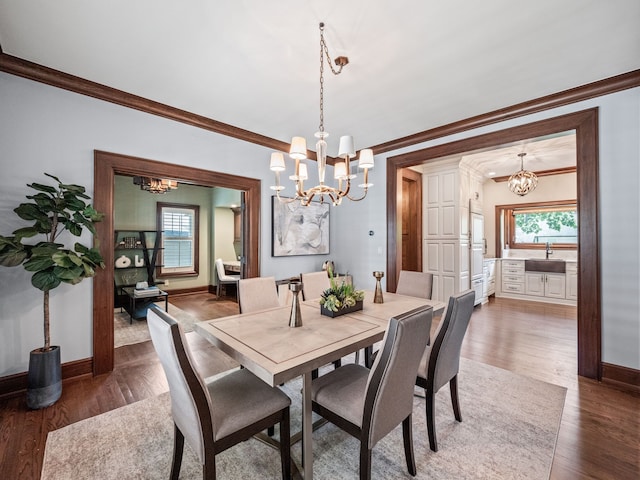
[[300, 271, 331, 300], [147, 306, 212, 464], [364, 305, 433, 447], [428, 290, 475, 392], [238, 276, 280, 313], [215, 258, 236, 281], [396, 270, 434, 299]]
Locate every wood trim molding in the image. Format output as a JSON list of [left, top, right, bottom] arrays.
[[372, 70, 640, 155], [0, 358, 92, 399], [386, 108, 601, 380], [1, 52, 637, 160], [93, 150, 261, 375], [602, 363, 640, 393], [0, 52, 322, 160], [492, 166, 577, 182]]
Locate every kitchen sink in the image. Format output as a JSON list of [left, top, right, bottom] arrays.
[[524, 259, 566, 273]]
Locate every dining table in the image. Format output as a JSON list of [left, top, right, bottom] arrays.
[[194, 290, 446, 479]]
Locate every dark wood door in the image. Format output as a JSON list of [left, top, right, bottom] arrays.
[[401, 168, 422, 272]]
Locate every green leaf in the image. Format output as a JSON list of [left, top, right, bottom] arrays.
[[24, 255, 55, 272], [31, 269, 61, 291], [28, 182, 57, 194], [44, 173, 61, 183], [12, 227, 39, 243], [63, 220, 83, 236], [62, 195, 87, 211], [31, 242, 64, 255], [0, 249, 28, 267], [53, 264, 83, 280], [14, 203, 48, 222]]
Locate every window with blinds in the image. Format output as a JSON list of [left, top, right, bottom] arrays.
[[157, 203, 200, 276]]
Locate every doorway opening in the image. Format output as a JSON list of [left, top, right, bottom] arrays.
[[93, 150, 261, 375], [386, 108, 600, 379]]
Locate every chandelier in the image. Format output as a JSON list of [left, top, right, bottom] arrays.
[[133, 176, 178, 194], [269, 22, 374, 207], [507, 153, 538, 196]]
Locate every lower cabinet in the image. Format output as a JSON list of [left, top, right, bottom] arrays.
[[565, 262, 578, 300], [525, 272, 566, 299]]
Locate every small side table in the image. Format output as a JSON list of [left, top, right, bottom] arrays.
[[120, 286, 169, 323]]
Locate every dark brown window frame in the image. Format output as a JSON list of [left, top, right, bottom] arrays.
[[157, 202, 200, 277], [501, 199, 578, 251]]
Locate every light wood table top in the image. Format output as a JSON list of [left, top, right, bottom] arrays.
[[194, 290, 444, 479]]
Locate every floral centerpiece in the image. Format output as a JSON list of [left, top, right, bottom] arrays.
[[319, 267, 365, 317]]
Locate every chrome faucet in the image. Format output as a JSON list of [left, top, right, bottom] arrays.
[[545, 242, 553, 259]]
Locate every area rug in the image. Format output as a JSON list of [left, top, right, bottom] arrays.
[[41, 358, 566, 479], [114, 302, 198, 348]]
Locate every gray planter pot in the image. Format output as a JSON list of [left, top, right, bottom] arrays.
[[26, 346, 62, 409]]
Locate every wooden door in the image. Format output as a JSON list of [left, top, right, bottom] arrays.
[[401, 168, 422, 272]]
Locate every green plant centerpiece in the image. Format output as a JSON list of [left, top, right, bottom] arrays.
[[0, 173, 105, 409], [319, 267, 365, 317]]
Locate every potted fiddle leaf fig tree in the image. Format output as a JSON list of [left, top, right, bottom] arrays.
[[0, 173, 105, 409]]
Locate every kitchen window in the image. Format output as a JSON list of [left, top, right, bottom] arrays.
[[157, 203, 199, 277], [501, 200, 577, 250]]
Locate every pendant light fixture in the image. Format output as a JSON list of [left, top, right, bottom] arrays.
[[269, 22, 374, 207], [508, 153, 538, 196]]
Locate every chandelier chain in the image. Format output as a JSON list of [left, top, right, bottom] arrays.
[[318, 23, 345, 133]]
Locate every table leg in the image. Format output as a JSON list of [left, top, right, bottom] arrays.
[[302, 371, 313, 479], [164, 295, 168, 312]]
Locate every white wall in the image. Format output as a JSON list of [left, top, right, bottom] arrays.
[[0, 72, 329, 375], [335, 87, 640, 371]]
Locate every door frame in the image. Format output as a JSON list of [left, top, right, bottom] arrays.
[[92, 150, 261, 375], [386, 108, 600, 379]]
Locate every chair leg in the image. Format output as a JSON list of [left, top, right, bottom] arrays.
[[312, 368, 319, 380], [333, 359, 341, 369], [450, 375, 462, 422], [364, 345, 373, 368], [359, 443, 372, 480], [279, 408, 291, 480], [402, 414, 417, 476], [425, 390, 438, 452], [267, 425, 275, 436], [216, 282, 221, 299], [171, 423, 184, 480]]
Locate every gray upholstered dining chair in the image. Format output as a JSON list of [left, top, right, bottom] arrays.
[[311, 305, 433, 480], [237, 276, 281, 314], [415, 289, 475, 452], [215, 258, 240, 301], [363, 270, 434, 367], [147, 305, 292, 480], [300, 271, 330, 300], [396, 270, 434, 299]]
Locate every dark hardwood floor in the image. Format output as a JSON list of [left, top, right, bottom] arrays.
[[0, 293, 638, 479]]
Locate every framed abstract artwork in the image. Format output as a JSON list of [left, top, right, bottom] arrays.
[[272, 196, 330, 256]]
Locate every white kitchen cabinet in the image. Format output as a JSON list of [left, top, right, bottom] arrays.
[[501, 259, 525, 294], [525, 272, 566, 298], [423, 159, 483, 302], [565, 262, 578, 300]]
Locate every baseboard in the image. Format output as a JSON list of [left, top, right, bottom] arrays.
[[164, 285, 210, 296], [0, 357, 93, 399], [601, 362, 640, 393]]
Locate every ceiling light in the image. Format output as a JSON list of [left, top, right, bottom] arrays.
[[269, 22, 373, 206], [133, 176, 178, 194], [507, 153, 538, 196]]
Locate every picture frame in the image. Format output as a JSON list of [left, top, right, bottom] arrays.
[[272, 196, 330, 256]]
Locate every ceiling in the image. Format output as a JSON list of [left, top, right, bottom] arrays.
[[1, 1, 638, 170]]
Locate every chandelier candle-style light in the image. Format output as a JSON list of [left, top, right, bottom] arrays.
[[508, 153, 538, 196], [270, 22, 374, 206]]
